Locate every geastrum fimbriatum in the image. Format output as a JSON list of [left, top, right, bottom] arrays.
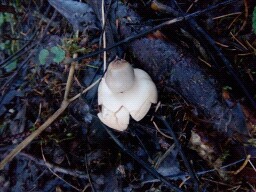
[[97, 58, 158, 131]]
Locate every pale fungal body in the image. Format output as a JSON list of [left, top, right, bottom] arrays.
[[97, 58, 158, 131]]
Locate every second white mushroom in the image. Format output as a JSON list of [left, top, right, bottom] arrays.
[[98, 58, 158, 131]]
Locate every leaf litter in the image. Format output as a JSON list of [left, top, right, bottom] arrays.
[[0, 0, 256, 191]]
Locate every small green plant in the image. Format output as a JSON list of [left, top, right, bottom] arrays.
[[253, 6, 256, 34], [38, 49, 50, 65], [0, 12, 19, 72], [50, 46, 65, 63], [38, 46, 65, 65], [63, 38, 91, 54], [222, 85, 232, 91], [5, 60, 17, 72], [0, 13, 14, 27]]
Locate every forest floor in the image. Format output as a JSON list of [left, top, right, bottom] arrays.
[[0, 0, 256, 191]]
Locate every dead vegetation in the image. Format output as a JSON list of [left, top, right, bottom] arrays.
[[0, 0, 256, 191]]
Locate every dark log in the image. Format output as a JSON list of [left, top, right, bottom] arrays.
[[48, 0, 99, 33], [115, 3, 247, 136]]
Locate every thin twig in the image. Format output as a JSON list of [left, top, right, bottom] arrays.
[[248, 159, 256, 172], [19, 152, 88, 179], [64, 30, 79, 101], [230, 32, 248, 50], [236, 0, 248, 34], [101, 0, 107, 71], [158, 116, 199, 190], [201, 177, 244, 190], [154, 144, 175, 168], [233, 154, 251, 175], [198, 56, 212, 67], [64, 53, 78, 101], [69, 78, 101, 102], [153, 121, 172, 139], [212, 12, 242, 20], [83, 153, 96, 192], [247, 181, 256, 191], [40, 143, 81, 191]]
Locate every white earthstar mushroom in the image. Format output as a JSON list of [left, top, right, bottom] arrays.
[[97, 58, 158, 131]]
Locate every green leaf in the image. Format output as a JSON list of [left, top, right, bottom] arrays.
[[66, 133, 73, 137], [4, 13, 13, 23], [0, 13, 14, 27], [0, 43, 5, 50], [50, 46, 65, 63], [0, 14, 4, 27], [5, 60, 17, 72], [223, 86, 232, 91], [253, 6, 256, 34], [39, 49, 49, 65]]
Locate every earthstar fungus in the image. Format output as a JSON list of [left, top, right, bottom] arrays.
[[97, 58, 158, 131]]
